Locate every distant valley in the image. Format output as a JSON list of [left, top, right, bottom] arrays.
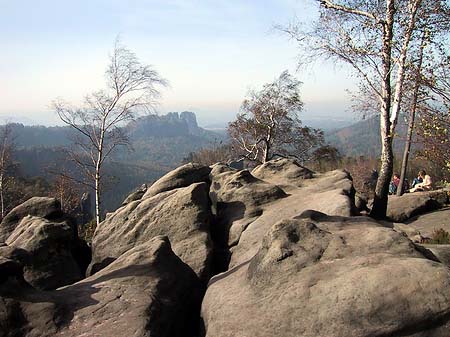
[[9, 111, 414, 213], [11, 111, 225, 212]]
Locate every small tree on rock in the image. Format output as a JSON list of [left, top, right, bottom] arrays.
[[228, 71, 324, 164]]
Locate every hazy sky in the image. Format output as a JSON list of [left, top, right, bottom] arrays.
[[0, 0, 357, 126]]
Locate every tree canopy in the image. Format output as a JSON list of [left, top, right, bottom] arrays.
[[228, 71, 325, 164]]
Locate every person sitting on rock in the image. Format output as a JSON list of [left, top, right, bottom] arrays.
[[411, 173, 423, 188], [409, 170, 433, 192], [389, 173, 400, 195]]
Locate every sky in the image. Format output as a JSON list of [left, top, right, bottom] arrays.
[[0, 0, 357, 127]]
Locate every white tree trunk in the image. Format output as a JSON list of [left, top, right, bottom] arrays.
[[370, 0, 395, 219], [95, 167, 101, 226]]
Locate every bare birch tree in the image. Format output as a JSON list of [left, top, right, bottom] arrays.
[[54, 40, 167, 226], [228, 71, 324, 164], [281, 0, 449, 218]]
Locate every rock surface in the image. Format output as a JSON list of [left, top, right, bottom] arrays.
[[202, 214, 450, 337], [0, 236, 202, 337], [423, 244, 450, 267], [121, 183, 147, 205], [4, 160, 450, 337], [209, 164, 287, 248], [142, 162, 211, 199], [0, 197, 63, 242], [251, 158, 314, 187], [228, 169, 356, 267], [405, 207, 450, 237], [387, 190, 449, 222], [89, 182, 213, 281], [0, 216, 85, 290]]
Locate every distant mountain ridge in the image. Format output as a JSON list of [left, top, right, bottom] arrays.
[[8, 111, 225, 212], [10, 111, 219, 148], [325, 115, 414, 157]]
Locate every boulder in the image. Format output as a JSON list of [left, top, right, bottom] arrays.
[[405, 207, 450, 238], [387, 190, 449, 222], [202, 216, 450, 337], [1, 216, 85, 290], [0, 197, 63, 242], [142, 162, 211, 199], [229, 169, 356, 267], [251, 158, 314, 187], [0, 256, 59, 337], [88, 182, 213, 281], [209, 164, 287, 248], [0, 236, 203, 337]]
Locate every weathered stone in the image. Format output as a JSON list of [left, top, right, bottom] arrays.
[[229, 169, 356, 267], [0, 236, 203, 337], [202, 216, 450, 337], [2, 216, 84, 290], [423, 244, 450, 268], [251, 158, 314, 187], [88, 182, 213, 281], [209, 163, 287, 249], [121, 184, 147, 205], [0, 197, 63, 242], [142, 162, 211, 199], [387, 190, 449, 222]]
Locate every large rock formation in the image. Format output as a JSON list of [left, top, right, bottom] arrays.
[[202, 214, 450, 337], [3, 160, 450, 337], [0, 197, 63, 242], [228, 165, 356, 268], [251, 158, 314, 187], [1, 216, 85, 290], [0, 198, 90, 290], [209, 163, 287, 246], [89, 181, 213, 281], [387, 190, 449, 222], [143, 162, 211, 199], [0, 236, 202, 337]]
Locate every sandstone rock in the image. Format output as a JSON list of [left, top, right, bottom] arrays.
[[0, 197, 63, 242], [251, 158, 314, 187], [229, 169, 356, 267], [1, 216, 85, 290], [122, 183, 147, 205], [0, 236, 202, 337], [0, 256, 59, 337], [142, 163, 211, 199], [423, 244, 450, 267], [202, 216, 450, 337], [405, 207, 450, 238], [209, 164, 287, 248], [387, 190, 449, 222], [88, 182, 213, 281]]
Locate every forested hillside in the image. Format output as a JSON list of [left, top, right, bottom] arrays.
[[10, 112, 224, 212], [325, 115, 413, 157]]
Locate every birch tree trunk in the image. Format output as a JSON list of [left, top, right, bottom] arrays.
[[369, 0, 395, 218], [397, 31, 427, 196]]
